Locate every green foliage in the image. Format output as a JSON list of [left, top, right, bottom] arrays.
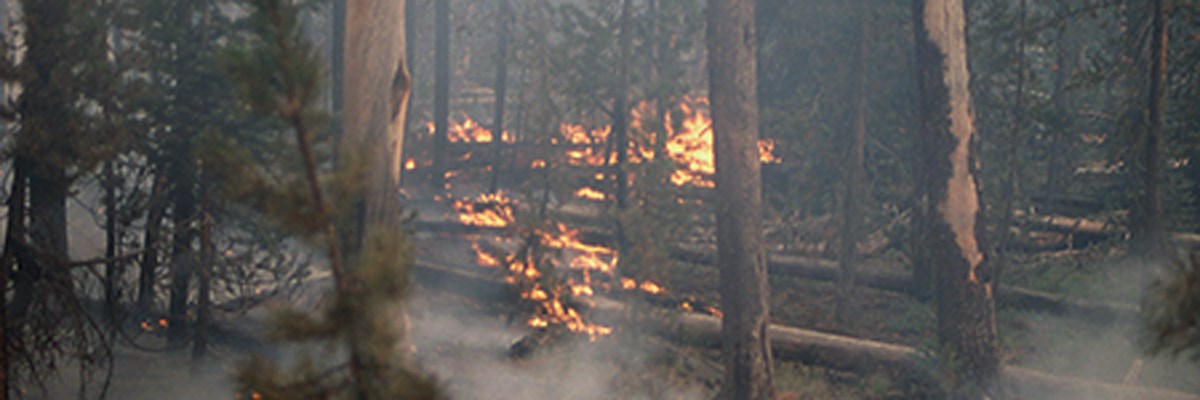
[[215, 0, 437, 398]]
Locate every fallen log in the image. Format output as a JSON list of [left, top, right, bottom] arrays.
[[670, 245, 1139, 323], [589, 297, 1200, 400], [408, 216, 1140, 323], [409, 258, 1199, 400]]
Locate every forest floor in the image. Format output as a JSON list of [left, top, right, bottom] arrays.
[[28, 184, 1200, 400]]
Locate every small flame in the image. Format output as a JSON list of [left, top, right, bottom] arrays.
[[639, 280, 664, 295], [450, 192, 516, 228], [574, 187, 607, 201]]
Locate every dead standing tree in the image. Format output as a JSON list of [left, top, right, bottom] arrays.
[[708, 0, 773, 398], [912, 0, 1001, 396]]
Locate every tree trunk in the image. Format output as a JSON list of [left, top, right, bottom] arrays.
[[912, 0, 1000, 395], [167, 146, 197, 346], [0, 158, 26, 400], [994, 0, 1027, 288], [1044, 3, 1078, 196], [331, 0, 344, 115], [137, 172, 166, 316], [1129, 0, 1168, 259], [708, 0, 772, 398], [611, 0, 632, 210], [489, 0, 510, 193], [836, 4, 870, 325], [103, 161, 119, 327], [340, 0, 410, 386], [431, 0, 450, 190], [192, 195, 212, 362]]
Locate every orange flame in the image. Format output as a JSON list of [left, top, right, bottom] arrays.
[[450, 192, 515, 228], [574, 186, 607, 201]]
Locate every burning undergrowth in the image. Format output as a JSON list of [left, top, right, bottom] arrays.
[[409, 96, 771, 343], [444, 191, 721, 341]]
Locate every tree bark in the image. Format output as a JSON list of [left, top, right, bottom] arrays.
[[1129, 0, 1168, 259], [343, 0, 411, 378], [344, 0, 410, 234], [836, 4, 870, 325], [331, 0, 344, 115], [912, 0, 1000, 395], [0, 158, 25, 400], [137, 172, 167, 316], [191, 187, 213, 362], [489, 0, 511, 193], [611, 0, 632, 210], [431, 0, 450, 190], [708, 0, 773, 398]]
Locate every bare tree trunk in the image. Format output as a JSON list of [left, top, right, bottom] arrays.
[[994, 0, 1027, 287], [489, 0, 511, 193], [191, 193, 212, 362], [836, 4, 870, 325], [611, 0, 632, 210], [1129, 0, 1168, 259], [0, 158, 26, 400], [167, 138, 197, 346], [431, 0, 450, 190], [137, 173, 166, 316], [913, 0, 1000, 395], [340, 0, 410, 386], [103, 161, 119, 328], [708, 0, 772, 398], [331, 0, 344, 115]]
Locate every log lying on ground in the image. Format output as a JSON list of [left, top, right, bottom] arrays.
[[406, 217, 1140, 323], [589, 297, 1200, 400], [1016, 212, 1200, 248], [409, 257, 1198, 399], [670, 245, 1139, 323]]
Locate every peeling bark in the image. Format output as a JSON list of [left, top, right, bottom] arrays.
[[913, 0, 1000, 395]]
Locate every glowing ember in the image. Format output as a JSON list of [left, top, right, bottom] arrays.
[[405, 158, 417, 170], [531, 159, 547, 169], [574, 186, 607, 201], [639, 280, 664, 295]]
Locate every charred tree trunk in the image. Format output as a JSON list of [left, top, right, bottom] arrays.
[[836, 5, 870, 325], [611, 0, 632, 210], [103, 161, 119, 327], [708, 0, 772, 398], [137, 173, 167, 316], [489, 0, 511, 193], [431, 0, 451, 190], [0, 158, 26, 400], [1129, 0, 1168, 259], [913, 0, 1000, 395], [191, 194, 212, 362], [167, 140, 197, 346]]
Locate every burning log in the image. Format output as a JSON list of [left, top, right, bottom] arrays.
[[670, 245, 1139, 323], [588, 297, 1200, 400]]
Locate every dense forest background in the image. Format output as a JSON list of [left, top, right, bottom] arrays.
[[0, 0, 1198, 399]]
